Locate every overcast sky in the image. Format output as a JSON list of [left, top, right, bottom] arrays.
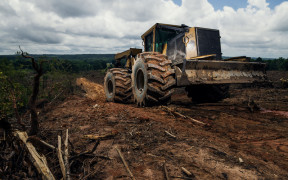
[[0, 0, 287, 58]]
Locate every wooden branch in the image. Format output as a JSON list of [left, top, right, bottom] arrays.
[[69, 151, 89, 161], [162, 106, 206, 125], [64, 129, 70, 180], [19, 46, 34, 59], [2, 151, 15, 161], [19, 46, 44, 135], [27, 136, 57, 151], [19, 46, 40, 73], [115, 147, 135, 180], [89, 140, 100, 153], [186, 116, 206, 126], [69, 140, 100, 161], [70, 154, 112, 161], [170, 176, 193, 180], [181, 167, 192, 177], [13, 131, 55, 180], [163, 162, 169, 180], [83, 131, 118, 141], [29, 67, 43, 135], [165, 130, 176, 139], [57, 135, 66, 180]]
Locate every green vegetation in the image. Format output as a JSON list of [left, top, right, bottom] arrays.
[[0, 54, 114, 119], [1, 54, 287, 120], [251, 57, 288, 71], [0, 57, 31, 118], [0, 54, 114, 73]]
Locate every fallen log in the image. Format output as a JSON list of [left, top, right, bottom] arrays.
[[13, 131, 55, 180]]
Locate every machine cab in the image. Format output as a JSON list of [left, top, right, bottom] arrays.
[[141, 23, 222, 64]]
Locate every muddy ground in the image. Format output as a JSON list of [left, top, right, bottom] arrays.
[[38, 71, 288, 179]]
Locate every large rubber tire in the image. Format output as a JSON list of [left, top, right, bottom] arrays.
[[185, 84, 230, 103], [104, 68, 132, 103], [132, 52, 176, 107]]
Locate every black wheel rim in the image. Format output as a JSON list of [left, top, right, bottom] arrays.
[[107, 79, 113, 94], [136, 69, 144, 93]]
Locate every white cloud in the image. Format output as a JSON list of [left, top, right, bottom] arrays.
[[0, 0, 287, 58], [248, 0, 269, 9]]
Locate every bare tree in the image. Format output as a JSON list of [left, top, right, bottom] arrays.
[[19, 46, 44, 135]]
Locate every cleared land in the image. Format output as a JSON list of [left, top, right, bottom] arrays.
[[37, 71, 288, 179]]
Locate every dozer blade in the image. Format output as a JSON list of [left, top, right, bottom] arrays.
[[175, 60, 267, 86]]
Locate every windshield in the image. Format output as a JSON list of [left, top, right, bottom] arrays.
[[155, 28, 177, 53]]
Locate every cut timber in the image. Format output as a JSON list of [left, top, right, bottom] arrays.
[[58, 136, 66, 180], [13, 131, 55, 180], [116, 147, 135, 180]]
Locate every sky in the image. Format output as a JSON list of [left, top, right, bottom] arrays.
[[0, 0, 288, 58], [173, 0, 285, 10]]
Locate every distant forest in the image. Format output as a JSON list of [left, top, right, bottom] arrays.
[[0, 54, 287, 73], [0, 54, 114, 118], [251, 57, 288, 71], [0, 54, 114, 73], [0, 54, 287, 120]]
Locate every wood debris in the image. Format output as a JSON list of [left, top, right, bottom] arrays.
[[165, 130, 176, 139], [27, 136, 57, 151], [163, 162, 170, 180], [162, 106, 206, 125], [13, 131, 55, 180], [64, 129, 70, 180], [57, 135, 66, 180], [83, 130, 118, 140], [181, 167, 192, 177], [116, 147, 135, 180]]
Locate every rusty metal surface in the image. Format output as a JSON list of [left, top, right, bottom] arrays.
[[115, 48, 142, 60], [224, 56, 251, 62], [175, 60, 267, 86]]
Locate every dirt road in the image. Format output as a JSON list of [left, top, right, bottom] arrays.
[[41, 71, 288, 179]]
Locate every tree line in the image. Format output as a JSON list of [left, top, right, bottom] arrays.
[[0, 54, 114, 128], [0, 54, 114, 73], [1, 54, 287, 124], [252, 57, 288, 71]]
